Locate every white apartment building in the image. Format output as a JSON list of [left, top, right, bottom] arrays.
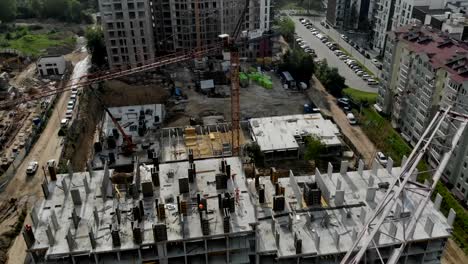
[[376, 24, 468, 204], [371, 0, 446, 53]]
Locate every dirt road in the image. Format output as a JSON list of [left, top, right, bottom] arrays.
[[307, 76, 377, 165], [442, 239, 468, 264], [0, 51, 89, 264]]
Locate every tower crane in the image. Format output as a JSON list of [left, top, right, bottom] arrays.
[[0, 0, 251, 157]]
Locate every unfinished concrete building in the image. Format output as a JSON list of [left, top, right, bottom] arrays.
[[92, 104, 165, 169], [24, 154, 455, 263], [150, 0, 271, 54], [249, 114, 343, 161], [98, 0, 156, 69]]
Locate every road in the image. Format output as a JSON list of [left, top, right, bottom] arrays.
[[0, 51, 90, 264], [291, 16, 379, 93], [306, 76, 377, 165]]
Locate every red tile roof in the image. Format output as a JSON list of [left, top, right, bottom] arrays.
[[394, 24, 468, 83]]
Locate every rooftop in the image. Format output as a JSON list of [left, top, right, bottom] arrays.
[[394, 24, 468, 83], [27, 157, 256, 260], [254, 160, 452, 258], [249, 114, 342, 152]]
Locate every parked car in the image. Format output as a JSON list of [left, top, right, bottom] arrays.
[[65, 109, 73, 119], [371, 59, 380, 65], [26, 161, 39, 176], [61, 118, 69, 127], [337, 98, 351, 110], [320, 21, 326, 26], [311, 30, 319, 35], [356, 71, 364, 76], [347, 113, 357, 125], [341, 34, 349, 41], [367, 79, 379, 85], [376, 152, 388, 166], [362, 74, 371, 81], [334, 50, 343, 55]]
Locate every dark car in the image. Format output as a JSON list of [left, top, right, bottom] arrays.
[[337, 98, 351, 110]]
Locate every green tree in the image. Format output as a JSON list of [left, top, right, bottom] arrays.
[[315, 60, 346, 97], [279, 48, 315, 83], [42, 0, 69, 20], [276, 17, 295, 43], [304, 136, 325, 161], [0, 0, 17, 22], [244, 143, 265, 167], [85, 27, 107, 67], [69, 0, 83, 23]]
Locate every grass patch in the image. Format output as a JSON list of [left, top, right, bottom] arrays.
[[343, 87, 377, 104], [0, 27, 75, 57], [358, 107, 468, 254]]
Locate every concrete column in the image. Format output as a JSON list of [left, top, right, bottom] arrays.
[[386, 157, 393, 174], [401, 155, 408, 167], [447, 208, 456, 227], [340, 161, 348, 175], [328, 162, 333, 177], [371, 160, 378, 176], [434, 193, 443, 211], [368, 175, 374, 187], [358, 160, 364, 176]]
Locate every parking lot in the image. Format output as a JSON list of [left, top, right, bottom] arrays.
[[291, 16, 379, 93]]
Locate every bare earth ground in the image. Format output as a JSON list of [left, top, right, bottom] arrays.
[[0, 50, 87, 264], [306, 76, 377, 166], [442, 239, 468, 264], [167, 72, 309, 127]]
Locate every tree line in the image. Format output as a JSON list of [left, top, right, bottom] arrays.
[[0, 0, 97, 24]]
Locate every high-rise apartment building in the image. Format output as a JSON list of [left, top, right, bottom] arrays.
[[376, 23, 468, 203], [326, 0, 372, 29], [99, 0, 156, 69], [370, 0, 446, 54], [99, 0, 271, 68]]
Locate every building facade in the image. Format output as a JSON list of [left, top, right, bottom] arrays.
[[36, 55, 67, 76], [99, 0, 156, 69], [326, 0, 371, 29], [99, 0, 272, 68], [376, 24, 468, 203], [371, 0, 446, 54]]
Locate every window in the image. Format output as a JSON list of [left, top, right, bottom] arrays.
[[129, 125, 137, 131], [457, 183, 461, 189], [462, 187, 466, 194]]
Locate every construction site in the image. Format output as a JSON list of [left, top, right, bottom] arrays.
[[0, 0, 467, 263], [22, 154, 459, 263]]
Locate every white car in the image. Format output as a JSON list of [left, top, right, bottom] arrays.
[[362, 74, 371, 80], [334, 50, 344, 55], [295, 37, 303, 42], [347, 113, 357, 125], [26, 161, 39, 176], [61, 118, 69, 127], [376, 152, 388, 166], [311, 30, 319, 35], [356, 71, 364, 76], [341, 34, 349, 41]]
